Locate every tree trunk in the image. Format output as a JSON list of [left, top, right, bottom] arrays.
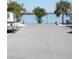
[[38, 20, 41, 24], [37, 17, 42, 24], [70, 15, 72, 24], [62, 14, 64, 24]]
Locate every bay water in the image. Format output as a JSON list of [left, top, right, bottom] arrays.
[[21, 14, 69, 24]]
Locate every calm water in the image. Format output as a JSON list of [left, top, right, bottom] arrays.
[[21, 14, 69, 24]]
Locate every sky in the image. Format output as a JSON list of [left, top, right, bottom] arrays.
[[8, 0, 72, 13]]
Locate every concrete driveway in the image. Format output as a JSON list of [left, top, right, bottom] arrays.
[[7, 24, 72, 59]]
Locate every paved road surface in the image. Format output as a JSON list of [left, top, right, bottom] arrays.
[[7, 24, 72, 59]]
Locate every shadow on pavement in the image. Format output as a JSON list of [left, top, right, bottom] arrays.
[[67, 31, 72, 34], [66, 26, 72, 29], [7, 30, 12, 33], [7, 30, 15, 33]]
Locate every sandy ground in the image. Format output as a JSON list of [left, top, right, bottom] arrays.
[[7, 24, 72, 59]]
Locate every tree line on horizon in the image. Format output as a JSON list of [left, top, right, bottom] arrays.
[[7, 0, 72, 24]]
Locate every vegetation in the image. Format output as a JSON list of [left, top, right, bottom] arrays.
[[54, 1, 71, 24], [7, 1, 26, 22], [33, 7, 46, 24]]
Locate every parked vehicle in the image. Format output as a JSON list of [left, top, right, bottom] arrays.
[[7, 12, 16, 32]]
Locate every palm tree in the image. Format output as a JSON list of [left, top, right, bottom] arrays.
[[54, 1, 71, 24], [33, 7, 46, 24]]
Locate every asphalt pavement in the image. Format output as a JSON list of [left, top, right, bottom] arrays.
[[7, 24, 72, 59]]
